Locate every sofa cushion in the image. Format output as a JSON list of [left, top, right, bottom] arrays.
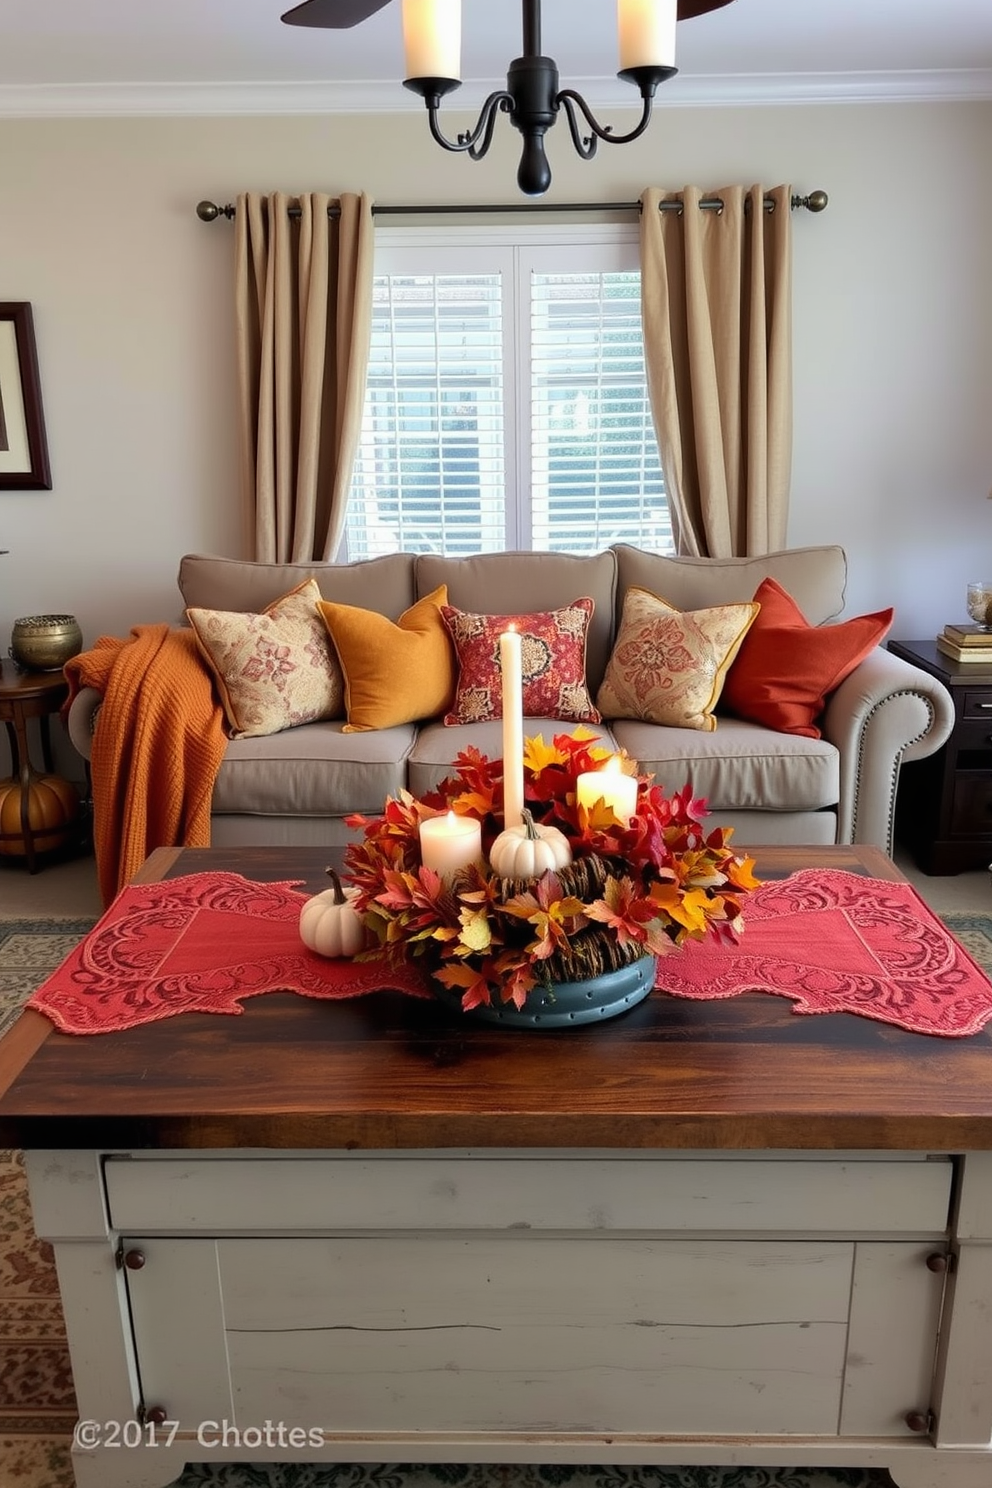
[[211, 720, 416, 819], [610, 717, 839, 814], [408, 718, 620, 801], [441, 599, 600, 726], [722, 578, 894, 739], [186, 579, 344, 739], [595, 587, 758, 733], [179, 552, 416, 620], [317, 586, 455, 733], [612, 544, 847, 628], [415, 550, 617, 690]]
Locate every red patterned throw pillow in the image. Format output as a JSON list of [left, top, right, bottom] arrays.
[[440, 599, 600, 725]]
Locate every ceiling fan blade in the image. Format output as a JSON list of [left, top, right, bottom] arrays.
[[281, 0, 732, 32], [281, 0, 393, 29], [676, 0, 735, 17]]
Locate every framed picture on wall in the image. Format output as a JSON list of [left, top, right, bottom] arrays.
[[0, 302, 52, 490]]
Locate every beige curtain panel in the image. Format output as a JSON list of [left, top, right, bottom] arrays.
[[235, 191, 374, 563], [639, 184, 793, 558]]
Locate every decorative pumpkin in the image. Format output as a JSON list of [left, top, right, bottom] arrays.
[[0, 772, 79, 857], [299, 868, 369, 958], [489, 808, 573, 880]]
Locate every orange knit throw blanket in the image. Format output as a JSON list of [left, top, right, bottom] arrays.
[[64, 625, 227, 906]]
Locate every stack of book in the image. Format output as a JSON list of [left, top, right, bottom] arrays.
[[936, 623, 992, 663]]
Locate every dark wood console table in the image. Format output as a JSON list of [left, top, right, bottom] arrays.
[[0, 843, 990, 1488], [888, 637, 992, 874]]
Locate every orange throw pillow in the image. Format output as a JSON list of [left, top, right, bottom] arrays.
[[317, 585, 455, 732], [722, 577, 894, 738]]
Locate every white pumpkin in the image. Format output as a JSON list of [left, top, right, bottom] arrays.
[[299, 869, 369, 958], [489, 808, 573, 880]]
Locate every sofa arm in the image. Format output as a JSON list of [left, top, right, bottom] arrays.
[[821, 647, 954, 853], [65, 686, 102, 764]]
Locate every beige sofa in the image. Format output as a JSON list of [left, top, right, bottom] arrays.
[[67, 544, 954, 855]]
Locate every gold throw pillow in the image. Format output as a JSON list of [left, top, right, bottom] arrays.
[[317, 585, 455, 732]]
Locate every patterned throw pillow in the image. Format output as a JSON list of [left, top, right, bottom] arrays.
[[187, 578, 344, 738], [595, 586, 759, 732], [440, 599, 600, 726]]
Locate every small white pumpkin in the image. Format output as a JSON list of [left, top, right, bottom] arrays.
[[489, 808, 573, 880], [299, 869, 369, 958]]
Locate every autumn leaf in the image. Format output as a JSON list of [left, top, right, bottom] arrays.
[[586, 875, 659, 950], [433, 961, 495, 1012], [651, 881, 713, 936], [522, 733, 565, 775], [451, 788, 494, 819], [724, 853, 762, 891], [501, 961, 539, 1010], [503, 875, 588, 960], [458, 905, 493, 954]]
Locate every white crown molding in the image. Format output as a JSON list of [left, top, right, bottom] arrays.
[[0, 69, 990, 119]]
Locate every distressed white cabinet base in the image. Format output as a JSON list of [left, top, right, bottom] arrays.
[[23, 1148, 992, 1488]]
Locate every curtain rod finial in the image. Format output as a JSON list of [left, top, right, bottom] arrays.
[[793, 189, 828, 213], [196, 200, 236, 222]]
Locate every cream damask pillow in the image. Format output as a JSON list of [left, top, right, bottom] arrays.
[[595, 586, 759, 732], [187, 578, 344, 738]]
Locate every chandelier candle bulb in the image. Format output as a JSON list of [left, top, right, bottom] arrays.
[[576, 754, 639, 824], [618, 0, 677, 69], [402, 0, 461, 82], [419, 811, 483, 878], [500, 626, 525, 828]]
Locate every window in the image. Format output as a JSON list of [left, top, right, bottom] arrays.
[[344, 227, 671, 560]]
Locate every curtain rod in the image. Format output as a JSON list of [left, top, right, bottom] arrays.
[[195, 189, 828, 223]]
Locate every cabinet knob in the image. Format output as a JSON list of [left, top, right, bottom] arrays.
[[145, 1406, 168, 1426], [925, 1252, 949, 1273], [123, 1249, 146, 1270], [904, 1410, 931, 1434]]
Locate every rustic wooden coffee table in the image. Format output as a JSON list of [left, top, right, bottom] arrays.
[[1, 843, 990, 1488]]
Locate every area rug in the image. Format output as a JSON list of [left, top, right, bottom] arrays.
[[6, 911, 991, 1488]]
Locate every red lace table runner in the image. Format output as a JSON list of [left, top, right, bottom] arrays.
[[25, 867, 992, 1038]]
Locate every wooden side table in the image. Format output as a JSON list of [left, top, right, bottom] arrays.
[[0, 665, 80, 872], [888, 638, 992, 874]]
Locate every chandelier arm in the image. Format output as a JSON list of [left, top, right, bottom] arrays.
[[464, 94, 515, 160], [555, 86, 658, 151], [424, 91, 515, 157]]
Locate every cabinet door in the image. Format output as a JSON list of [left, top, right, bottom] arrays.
[[124, 1235, 942, 1439]]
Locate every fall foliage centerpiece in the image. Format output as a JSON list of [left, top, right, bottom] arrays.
[[342, 729, 759, 1024]]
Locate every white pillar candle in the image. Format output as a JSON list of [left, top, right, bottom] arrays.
[[419, 811, 482, 877], [618, 0, 677, 70], [500, 626, 525, 829], [576, 755, 639, 824], [402, 0, 461, 81]]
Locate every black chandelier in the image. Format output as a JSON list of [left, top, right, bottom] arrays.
[[283, 0, 737, 198], [400, 0, 736, 196]]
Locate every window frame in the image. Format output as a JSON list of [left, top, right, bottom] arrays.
[[348, 221, 663, 558]]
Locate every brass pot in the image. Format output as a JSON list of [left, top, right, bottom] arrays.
[[9, 614, 83, 672]]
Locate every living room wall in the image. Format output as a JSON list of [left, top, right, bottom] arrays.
[[0, 99, 990, 707]]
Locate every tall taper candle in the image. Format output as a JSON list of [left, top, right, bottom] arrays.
[[500, 626, 525, 828]]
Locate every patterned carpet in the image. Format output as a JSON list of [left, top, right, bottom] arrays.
[[5, 911, 992, 1488]]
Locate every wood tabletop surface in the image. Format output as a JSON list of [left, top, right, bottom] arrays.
[[1, 842, 990, 1153]]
